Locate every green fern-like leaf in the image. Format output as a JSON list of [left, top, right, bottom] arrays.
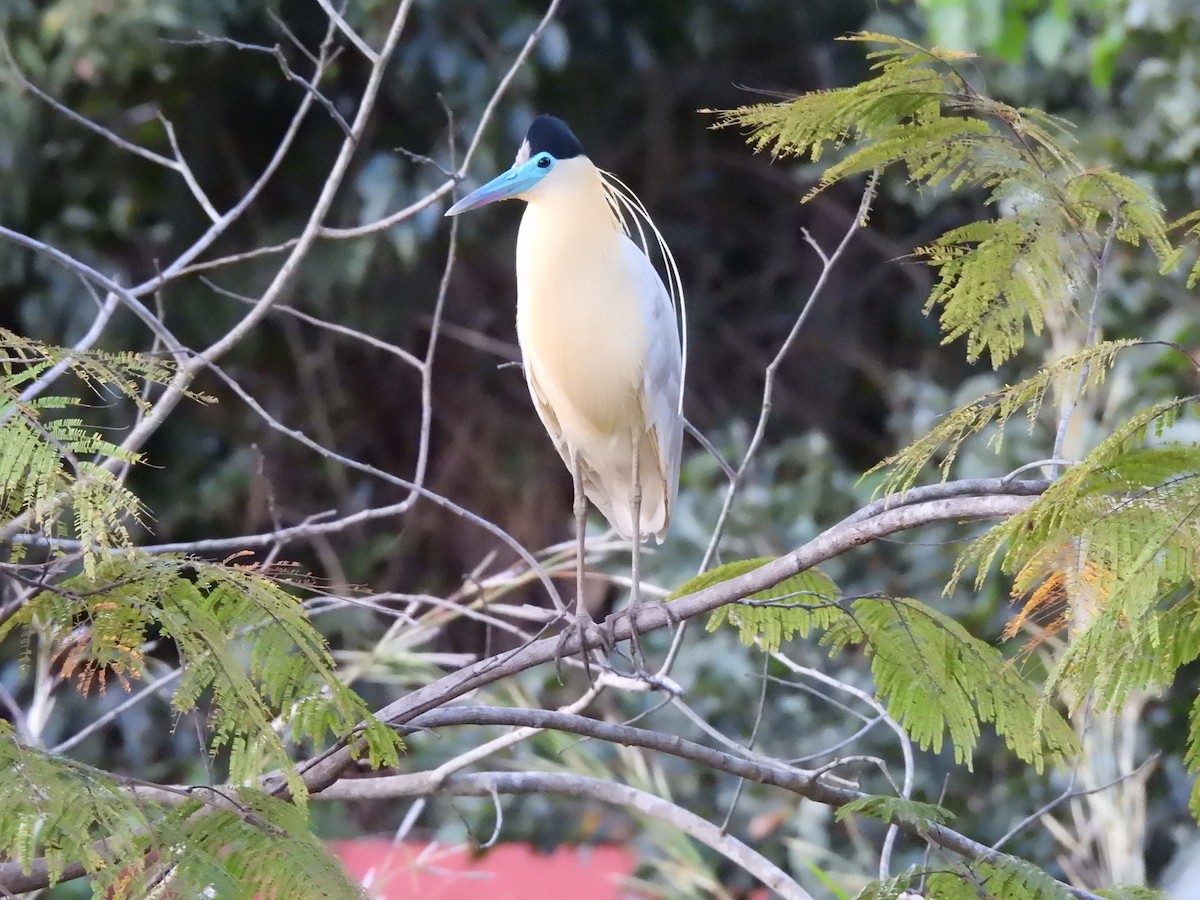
[[1172, 208, 1200, 287], [0, 333, 213, 570], [712, 33, 1177, 367], [145, 790, 365, 899], [1095, 888, 1167, 900], [0, 726, 367, 896], [6, 554, 401, 801], [836, 794, 953, 828], [698, 562, 1077, 768], [689, 558, 844, 652], [0, 722, 149, 887], [955, 398, 1195, 594], [852, 867, 924, 900], [926, 856, 1072, 900], [919, 215, 1075, 367], [823, 597, 1077, 770], [868, 339, 1140, 496]]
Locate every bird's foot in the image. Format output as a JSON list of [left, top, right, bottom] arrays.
[[554, 611, 612, 685], [604, 598, 678, 680]]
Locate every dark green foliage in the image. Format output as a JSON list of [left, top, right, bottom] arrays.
[[4, 555, 401, 799], [0, 334, 401, 889]]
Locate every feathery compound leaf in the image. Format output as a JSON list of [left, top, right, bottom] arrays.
[[957, 398, 1196, 593], [946, 398, 1200, 752], [0, 327, 202, 407], [868, 340, 1139, 496], [1186, 695, 1200, 818], [8, 554, 401, 802], [1094, 887, 1168, 900], [823, 597, 1076, 769], [0, 731, 365, 896], [696, 562, 1076, 766], [919, 214, 1077, 367], [1173, 208, 1200, 287], [927, 856, 1072, 900], [692, 558, 846, 652], [0, 332, 212, 570], [852, 868, 925, 900], [0, 394, 145, 571], [836, 794, 953, 828], [712, 33, 1177, 368], [1068, 171, 1179, 270], [0, 723, 149, 887], [149, 789, 366, 900]]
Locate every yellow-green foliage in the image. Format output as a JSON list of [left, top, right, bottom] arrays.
[[713, 35, 1178, 367], [0, 725, 366, 897], [948, 397, 1200, 809], [699, 559, 1077, 771], [925, 857, 1073, 899], [869, 339, 1140, 496], [0, 328, 209, 573], [1171, 208, 1200, 287], [4, 554, 401, 801], [836, 795, 952, 829], [0, 335, 402, 889], [679, 559, 843, 651], [857, 865, 1161, 900]]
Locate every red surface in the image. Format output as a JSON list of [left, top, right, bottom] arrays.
[[329, 840, 637, 899]]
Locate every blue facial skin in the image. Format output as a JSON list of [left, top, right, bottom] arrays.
[[444, 152, 557, 216]]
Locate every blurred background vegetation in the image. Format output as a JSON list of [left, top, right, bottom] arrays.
[[2, 0, 1198, 895]]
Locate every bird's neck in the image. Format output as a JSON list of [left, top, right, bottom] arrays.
[[521, 156, 622, 239]]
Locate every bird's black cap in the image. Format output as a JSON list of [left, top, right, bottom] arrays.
[[524, 115, 583, 159]]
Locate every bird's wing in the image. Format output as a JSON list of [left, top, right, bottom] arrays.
[[622, 235, 684, 540], [524, 362, 570, 467]]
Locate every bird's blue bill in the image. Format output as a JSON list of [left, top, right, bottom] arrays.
[[445, 157, 550, 216]]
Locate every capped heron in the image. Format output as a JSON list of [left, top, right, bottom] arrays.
[[446, 115, 686, 667]]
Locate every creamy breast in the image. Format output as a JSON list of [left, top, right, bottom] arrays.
[[515, 156, 647, 443]]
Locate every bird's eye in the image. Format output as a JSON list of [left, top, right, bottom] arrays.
[[536, 155, 552, 169]]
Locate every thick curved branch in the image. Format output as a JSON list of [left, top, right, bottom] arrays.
[[327, 707, 1107, 900], [290, 489, 1041, 794]]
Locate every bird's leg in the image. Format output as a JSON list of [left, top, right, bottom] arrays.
[[626, 435, 648, 672], [555, 452, 609, 682], [573, 453, 589, 624]]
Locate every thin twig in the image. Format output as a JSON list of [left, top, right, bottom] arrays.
[[313, 0, 379, 63]]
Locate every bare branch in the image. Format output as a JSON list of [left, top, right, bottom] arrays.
[[320, 0, 565, 239], [700, 171, 880, 569], [156, 112, 220, 223], [313, 0, 380, 63]]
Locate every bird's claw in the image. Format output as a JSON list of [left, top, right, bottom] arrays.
[[554, 612, 611, 684], [603, 600, 677, 678]]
